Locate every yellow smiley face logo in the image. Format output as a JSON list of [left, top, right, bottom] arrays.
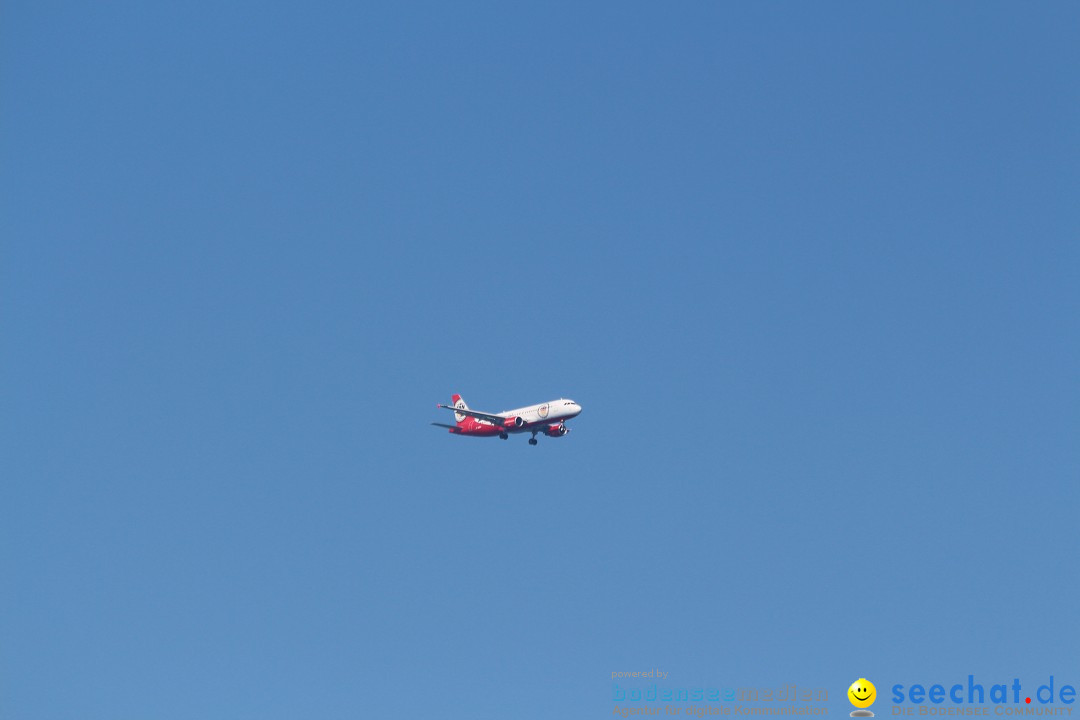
[[848, 679, 876, 708]]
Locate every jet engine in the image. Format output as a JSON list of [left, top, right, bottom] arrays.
[[544, 423, 569, 437], [503, 416, 525, 428]]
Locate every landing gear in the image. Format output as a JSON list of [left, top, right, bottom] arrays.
[[529, 438, 538, 445], [499, 433, 508, 440]]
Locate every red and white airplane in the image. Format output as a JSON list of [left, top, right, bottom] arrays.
[[433, 394, 582, 445]]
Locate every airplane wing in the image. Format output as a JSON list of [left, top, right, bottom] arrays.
[[430, 422, 459, 429], [436, 404, 510, 426]]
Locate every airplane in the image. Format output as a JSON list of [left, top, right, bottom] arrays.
[[433, 394, 583, 445]]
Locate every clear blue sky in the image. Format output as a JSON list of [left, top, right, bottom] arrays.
[[3, 2, 1078, 719]]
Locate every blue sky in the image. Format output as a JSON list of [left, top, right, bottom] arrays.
[[3, 2, 1078, 719]]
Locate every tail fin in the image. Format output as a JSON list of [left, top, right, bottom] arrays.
[[451, 394, 468, 425]]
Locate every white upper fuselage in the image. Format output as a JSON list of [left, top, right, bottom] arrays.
[[493, 398, 582, 430]]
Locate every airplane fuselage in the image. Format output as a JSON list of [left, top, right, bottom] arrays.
[[465, 399, 580, 435]]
